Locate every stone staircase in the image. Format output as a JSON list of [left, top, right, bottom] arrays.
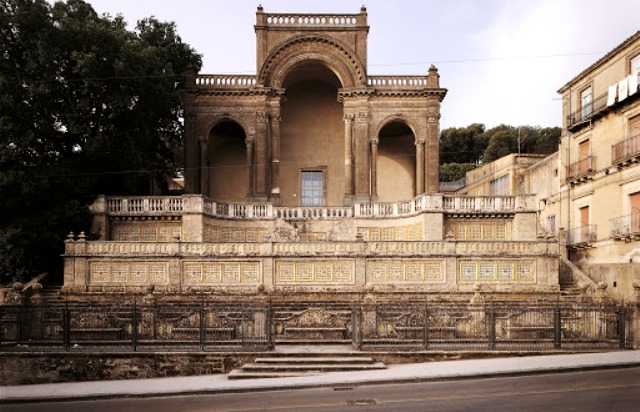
[[227, 349, 386, 379]]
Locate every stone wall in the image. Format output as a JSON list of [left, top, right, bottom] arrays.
[[0, 353, 229, 386]]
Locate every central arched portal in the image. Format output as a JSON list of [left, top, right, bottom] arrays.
[[279, 62, 344, 206]]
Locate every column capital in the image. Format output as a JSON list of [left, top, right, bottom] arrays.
[[197, 135, 208, 144], [270, 113, 281, 124], [370, 137, 379, 146], [343, 113, 355, 123], [357, 112, 369, 123], [415, 138, 426, 146], [256, 112, 268, 123]]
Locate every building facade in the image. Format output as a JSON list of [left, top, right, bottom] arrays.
[[553, 30, 640, 301], [182, 7, 445, 206], [60, 8, 560, 305]]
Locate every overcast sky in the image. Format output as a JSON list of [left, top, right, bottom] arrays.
[[86, 0, 640, 130]]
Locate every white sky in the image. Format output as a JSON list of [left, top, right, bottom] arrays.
[[85, 0, 640, 130]]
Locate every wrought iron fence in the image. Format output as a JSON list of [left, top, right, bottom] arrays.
[[356, 304, 629, 351], [0, 303, 271, 352], [0, 303, 630, 352]]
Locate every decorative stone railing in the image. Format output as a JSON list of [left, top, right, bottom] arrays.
[[195, 75, 256, 88], [106, 197, 183, 215], [102, 194, 534, 219], [262, 13, 362, 27], [367, 76, 430, 88], [275, 206, 353, 220], [76, 241, 551, 258]]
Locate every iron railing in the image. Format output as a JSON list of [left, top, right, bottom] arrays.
[[568, 224, 598, 246], [356, 304, 628, 351], [612, 132, 640, 165], [0, 303, 271, 352], [0, 303, 630, 352], [610, 211, 640, 239], [567, 92, 608, 129], [567, 156, 595, 181]]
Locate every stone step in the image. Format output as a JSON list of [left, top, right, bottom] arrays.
[[228, 351, 387, 379], [239, 362, 387, 373], [254, 356, 376, 364], [227, 370, 320, 380]]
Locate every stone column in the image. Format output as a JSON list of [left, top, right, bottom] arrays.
[[255, 112, 269, 200], [425, 111, 441, 193], [370, 137, 379, 199], [415, 138, 425, 195], [198, 137, 208, 196], [343, 114, 355, 203], [245, 137, 255, 199], [270, 113, 281, 203], [354, 111, 371, 202]]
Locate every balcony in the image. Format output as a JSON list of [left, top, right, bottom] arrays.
[[567, 225, 597, 249], [566, 156, 595, 184], [612, 132, 640, 167], [567, 93, 607, 130], [610, 212, 640, 240]]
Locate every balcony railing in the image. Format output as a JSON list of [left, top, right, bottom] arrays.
[[567, 92, 608, 129], [106, 197, 183, 215], [102, 194, 535, 220], [610, 212, 640, 239], [195, 75, 256, 89], [567, 156, 595, 182], [612, 132, 640, 165], [567, 225, 597, 247], [367, 76, 430, 89]]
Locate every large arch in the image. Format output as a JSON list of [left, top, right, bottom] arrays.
[[376, 119, 417, 202], [258, 35, 365, 89], [278, 61, 345, 206], [206, 120, 248, 202]]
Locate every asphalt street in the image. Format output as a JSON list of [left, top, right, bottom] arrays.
[[5, 366, 640, 412]]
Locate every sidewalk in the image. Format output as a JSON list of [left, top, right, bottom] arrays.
[[2, 350, 640, 403]]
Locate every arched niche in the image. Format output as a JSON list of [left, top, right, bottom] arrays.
[[206, 120, 247, 201], [376, 121, 417, 202]]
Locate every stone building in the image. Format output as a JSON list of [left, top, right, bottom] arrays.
[[182, 6, 444, 206], [553, 30, 640, 301], [61, 7, 560, 304]]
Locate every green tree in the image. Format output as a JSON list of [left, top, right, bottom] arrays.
[[0, 0, 201, 283], [439, 163, 478, 182], [439, 123, 486, 164]]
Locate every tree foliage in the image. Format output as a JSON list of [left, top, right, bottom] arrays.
[[439, 123, 561, 181], [0, 0, 201, 283]]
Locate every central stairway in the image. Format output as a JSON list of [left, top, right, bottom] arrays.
[[227, 345, 386, 379]]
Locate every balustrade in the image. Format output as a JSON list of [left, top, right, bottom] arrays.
[[264, 13, 359, 27], [106, 197, 183, 215], [195, 75, 256, 88], [102, 194, 530, 220], [367, 76, 430, 88]]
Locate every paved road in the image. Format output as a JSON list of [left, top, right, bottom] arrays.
[[5, 367, 640, 412]]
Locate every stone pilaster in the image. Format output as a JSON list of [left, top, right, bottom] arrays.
[[354, 110, 371, 202], [415, 138, 425, 195], [343, 114, 355, 204], [245, 137, 255, 199], [198, 137, 208, 196], [370, 137, 379, 199], [255, 112, 269, 200], [269, 113, 281, 204], [425, 111, 440, 192]]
